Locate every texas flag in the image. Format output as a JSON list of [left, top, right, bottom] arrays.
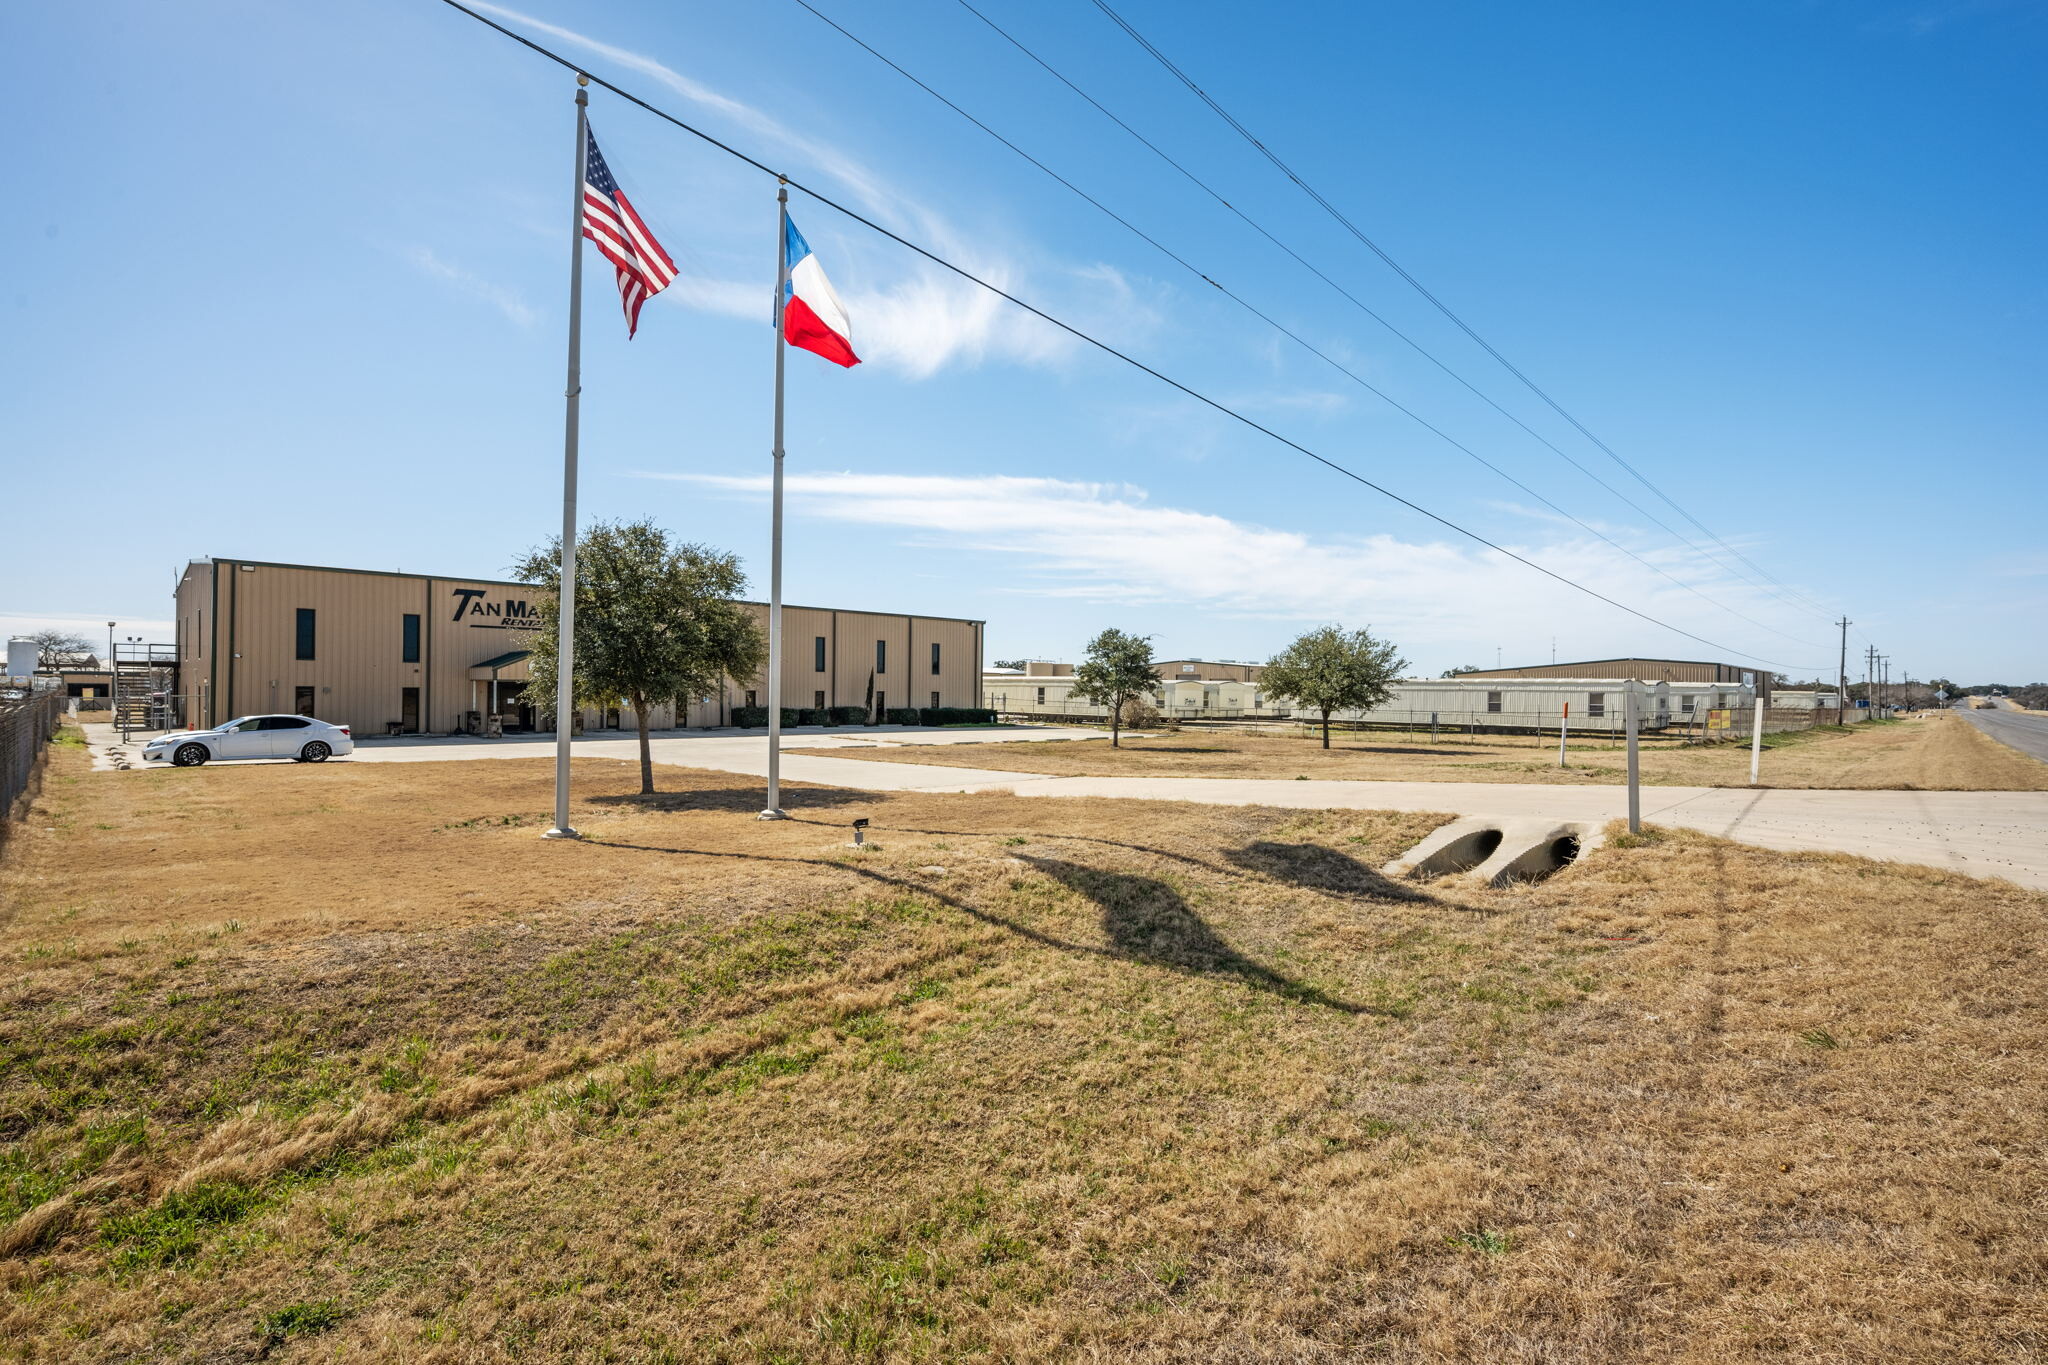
[[782, 215, 860, 368]]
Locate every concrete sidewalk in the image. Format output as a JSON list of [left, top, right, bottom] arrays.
[[993, 776, 2048, 891], [81, 723, 1106, 790], [80, 723, 2048, 890]]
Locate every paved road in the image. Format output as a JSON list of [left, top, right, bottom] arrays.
[[84, 723, 2048, 891], [1953, 702, 2048, 765]]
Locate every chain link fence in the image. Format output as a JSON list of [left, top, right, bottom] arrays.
[[989, 698, 1866, 744], [2, 689, 67, 834]]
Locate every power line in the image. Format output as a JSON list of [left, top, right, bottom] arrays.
[[950, 0, 1770, 603], [796, 0, 1826, 654], [1088, 0, 1840, 625], [431, 0, 1829, 673]]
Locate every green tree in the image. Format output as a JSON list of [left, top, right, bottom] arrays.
[[1440, 663, 1482, 678], [1262, 625, 1408, 749], [1070, 628, 1161, 748], [516, 521, 766, 795]]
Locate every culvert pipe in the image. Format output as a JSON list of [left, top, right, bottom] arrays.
[[1383, 819, 1602, 887]]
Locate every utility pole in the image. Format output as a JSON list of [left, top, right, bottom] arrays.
[[1835, 617, 1851, 727]]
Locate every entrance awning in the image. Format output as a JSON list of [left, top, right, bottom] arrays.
[[467, 650, 532, 682]]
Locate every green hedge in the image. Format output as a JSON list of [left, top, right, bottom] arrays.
[[883, 707, 922, 726], [918, 707, 997, 727], [796, 708, 827, 727], [732, 706, 802, 729], [829, 705, 868, 726]]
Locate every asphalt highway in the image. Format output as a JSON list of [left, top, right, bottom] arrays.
[[1954, 701, 2048, 765]]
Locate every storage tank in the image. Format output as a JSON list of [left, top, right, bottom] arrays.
[[6, 637, 39, 681]]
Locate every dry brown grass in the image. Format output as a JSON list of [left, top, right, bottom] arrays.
[[2, 734, 2044, 1361], [805, 712, 2048, 790]]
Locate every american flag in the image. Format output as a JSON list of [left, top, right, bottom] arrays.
[[582, 127, 677, 337]]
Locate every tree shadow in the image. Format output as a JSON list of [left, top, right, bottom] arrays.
[[585, 785, 867, 814], [784, 815, 1234, 876], [1333, 744, 1469, 757], [580, 838, 1109, 960], [1224, 841, 1441, 905], [1018, 856, 1371, 1014]]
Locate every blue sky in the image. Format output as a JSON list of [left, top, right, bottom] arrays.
[[5, 0, 2043, 683]]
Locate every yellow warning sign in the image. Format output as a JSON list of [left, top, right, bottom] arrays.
[[1706, 709, 1732, 730]]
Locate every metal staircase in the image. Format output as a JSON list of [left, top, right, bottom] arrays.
[[111, 643, 180, 737]]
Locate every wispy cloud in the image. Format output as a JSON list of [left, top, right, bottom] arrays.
[[466, 4, 1146, 378], [630, 469, 1831, 665], [1, 612, 174, 642], [402, 246, 537, 326], [1983, 550, 2048, 578], [1858, 0, 2030, 36]]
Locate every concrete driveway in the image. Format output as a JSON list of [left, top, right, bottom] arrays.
[[82, 723, 2048, 890]]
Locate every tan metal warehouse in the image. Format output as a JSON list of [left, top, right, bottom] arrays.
[[174, 557, 984, 737], [1455, 657, 1774, 696]]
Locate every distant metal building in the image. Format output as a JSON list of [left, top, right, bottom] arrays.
[[1456, 657, 1773, 700]]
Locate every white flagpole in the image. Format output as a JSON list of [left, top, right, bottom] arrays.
[[544, 76, 590, 840], [760, 181, 792, 820]]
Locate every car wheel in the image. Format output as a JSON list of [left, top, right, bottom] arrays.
[[173, 743, 210, 767], [300, 741, 331, 763]]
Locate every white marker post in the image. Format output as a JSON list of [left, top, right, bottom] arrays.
[[1748, 686, 1766, 786], [1624, 683, 1641, 835], [1557, 701, 1569, 768]]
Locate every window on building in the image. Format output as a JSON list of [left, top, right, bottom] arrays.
[[402, 613, 421, 663], [1036, 686, 1046, 706], [930, 642, 941, 675], [1682, 695, 1695, 712], [295, 608, 316, 661], [745, 690, 757, 708], [1587, 692, 1606, 717], [814, 690, 825, 710], [1486, 690, 1503, 713], [930, 691, 940, 709], [814, 636, 826, 672], [875, 640, 887, 674], [294, 686, 315, 717]]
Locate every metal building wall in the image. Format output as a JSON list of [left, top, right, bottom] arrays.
[[176, 558, 983, 735]]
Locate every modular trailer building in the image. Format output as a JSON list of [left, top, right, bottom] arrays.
[[986, 667, 1732, 734], [174, 557, 984, 738]]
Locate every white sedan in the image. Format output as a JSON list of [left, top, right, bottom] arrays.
[[143, 715, 355, 766]]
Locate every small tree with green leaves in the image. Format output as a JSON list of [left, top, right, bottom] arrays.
[[516, 520, 766, 795], [1070, 628, 1161, 748], [1262, 625, 1408, 749]]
